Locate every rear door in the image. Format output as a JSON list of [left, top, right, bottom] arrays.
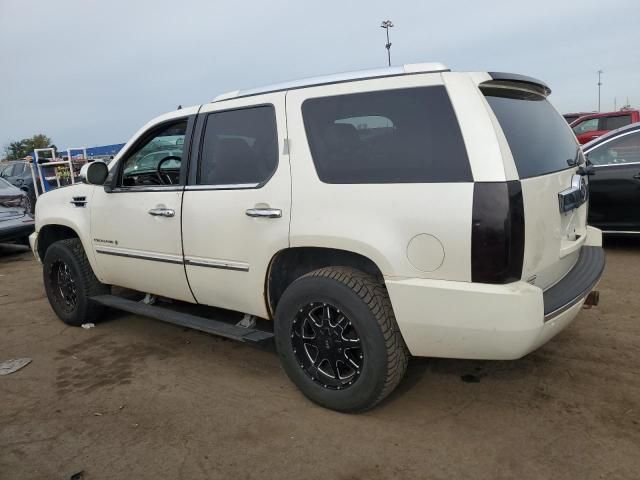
[[482, 83, 588, 289], [586, 129, 640, 231], [181, 92, 290, 318]]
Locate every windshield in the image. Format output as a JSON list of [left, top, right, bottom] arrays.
[[483, 87, 581, 178]]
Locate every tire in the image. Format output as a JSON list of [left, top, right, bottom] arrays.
[[27, 189, 36, 214], [275, 267, 409, 412], [43, 238, 109, 326], [20, 187, 35, 214]]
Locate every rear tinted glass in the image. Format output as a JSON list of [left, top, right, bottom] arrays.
[[602, 115, 631, 131], [302, 86, 471, 183], [483, 89, 580, 178]]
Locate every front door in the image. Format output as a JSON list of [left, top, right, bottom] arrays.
[[181, 93, 290, 318], [90, 114, 196, 301], [587, 129, 640, 231]]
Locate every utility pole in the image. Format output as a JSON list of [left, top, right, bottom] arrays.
[[380, 20, 394, 66], [614, 97, 617, 111], [597, 70, 603, 112]]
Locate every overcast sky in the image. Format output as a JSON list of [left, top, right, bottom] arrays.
[[1, 0, 639, 150]]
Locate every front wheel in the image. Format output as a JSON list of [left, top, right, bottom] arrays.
[[275, 267, 409, 412], [43, 238, 109, 326]]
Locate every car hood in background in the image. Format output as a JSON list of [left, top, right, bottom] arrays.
[[0, 178, 28, 221]]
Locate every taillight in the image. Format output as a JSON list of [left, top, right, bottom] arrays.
[[471, 181, 525, 283]]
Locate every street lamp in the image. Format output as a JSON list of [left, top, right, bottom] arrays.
[[597, 70, 603, 112], [380, 20, 394, 67]]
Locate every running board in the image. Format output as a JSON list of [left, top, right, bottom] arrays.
[[90, 294, 274, 345]]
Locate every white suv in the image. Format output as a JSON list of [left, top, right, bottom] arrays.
[[31, 63, 605, 412]]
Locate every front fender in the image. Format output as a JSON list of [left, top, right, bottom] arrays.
[[35, 184, 101, 277]]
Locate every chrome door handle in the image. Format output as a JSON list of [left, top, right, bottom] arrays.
[[245, 208, 282, 218], [633, 173, 640, 180], [148, 208, 175, 217]]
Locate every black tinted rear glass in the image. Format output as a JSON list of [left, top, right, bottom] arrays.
[[302, 86, 471, 183], [483, 89, 580, 178], [602, 115, 631, 131]]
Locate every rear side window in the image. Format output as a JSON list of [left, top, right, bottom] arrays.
[[602, 115, 631, 131], [484, 88, 580, 178], [198, 106, 278, 186], [302, 86, 471, 183]]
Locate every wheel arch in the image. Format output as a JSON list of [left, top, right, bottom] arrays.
[[37, 223, 81, 261], [265, 246, 386, 318]]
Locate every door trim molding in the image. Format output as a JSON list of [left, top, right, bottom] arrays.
[[95, 246, 251, 271], [184, 256, 250, 272], [95, 246, 184, 265]]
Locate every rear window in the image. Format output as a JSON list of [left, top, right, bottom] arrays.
[[483, 88, 580, 178], [602, 115, 631, 131], [302, 86, 471, 184]]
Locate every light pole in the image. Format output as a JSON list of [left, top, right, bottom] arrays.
[[380, 20, 394, 66], [597, 69, 603, 112]]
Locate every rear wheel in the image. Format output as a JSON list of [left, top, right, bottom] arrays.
[[275, 267, 409, 412], [43, 238, 109, 326]]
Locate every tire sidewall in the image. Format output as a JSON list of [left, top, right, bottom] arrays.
[[275, 274, 389, 412], [43, 241, 90, 326]]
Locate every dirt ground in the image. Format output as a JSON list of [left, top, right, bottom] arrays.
[[1, 240, 639, 480]]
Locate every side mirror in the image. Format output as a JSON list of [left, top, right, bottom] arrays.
[[80, 161, 109, 185]]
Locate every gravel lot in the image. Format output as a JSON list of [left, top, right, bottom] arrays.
[[1, 240, 639, 480]]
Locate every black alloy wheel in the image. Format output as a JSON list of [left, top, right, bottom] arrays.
[[49, 259, 78, 313], [291, 302, 364, 390]]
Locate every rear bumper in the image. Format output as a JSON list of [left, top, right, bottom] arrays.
[[543, 246, 605, 320], [386, 234, 605, 360]]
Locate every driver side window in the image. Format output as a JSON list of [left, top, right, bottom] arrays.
[[119, 120, 187, 187]]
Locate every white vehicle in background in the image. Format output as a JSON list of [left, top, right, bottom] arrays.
[[30, 63, 604, 412]]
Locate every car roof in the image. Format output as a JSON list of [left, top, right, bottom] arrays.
[[571, 109, 639, 124], [583, 122, 640, 151], [212, 63, 451, 102]]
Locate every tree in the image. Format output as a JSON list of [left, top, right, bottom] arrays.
[[4, 134, 53, 160]]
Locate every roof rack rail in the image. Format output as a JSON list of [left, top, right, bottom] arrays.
[[212, 62, 449, 102]]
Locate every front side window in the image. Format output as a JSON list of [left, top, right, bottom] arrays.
[[302, 86, 471, 184], [198, 106, 278, 186], [120, 120, 187, 187], [572, 118, 599, 135], [587, 131, 640, 166], [602, 115, 631, 131]]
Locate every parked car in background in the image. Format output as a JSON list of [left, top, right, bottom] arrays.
[[0, 177, 35, 244], [584, 122, 640, 233], [0, 160, 41, 212], [571, 110, 640, 144], [564, 112, 591, 124]]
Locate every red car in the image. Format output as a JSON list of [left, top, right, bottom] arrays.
[[570, 110, 640, 144]]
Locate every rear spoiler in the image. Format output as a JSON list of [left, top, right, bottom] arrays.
[[481, 72, 551, 97]]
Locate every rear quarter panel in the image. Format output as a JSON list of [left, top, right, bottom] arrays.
[[285, 73, 486, 281]]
